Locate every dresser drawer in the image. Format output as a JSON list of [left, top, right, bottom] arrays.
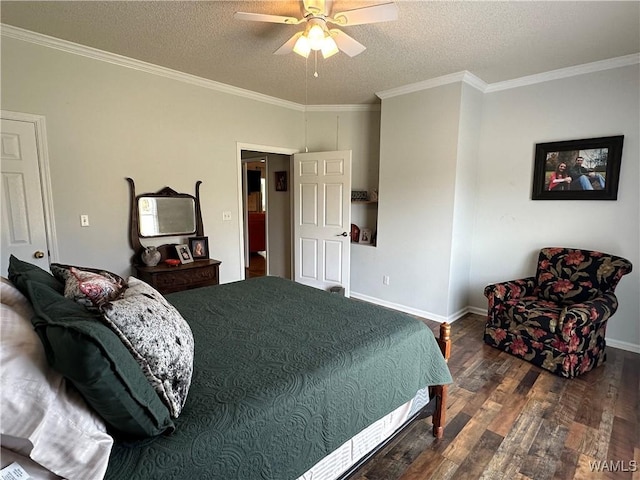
[[134, 259, 221, 295]]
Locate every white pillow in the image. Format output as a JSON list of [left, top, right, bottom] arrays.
[[0, 277, 114, 480], [100, 276, 194, 418]]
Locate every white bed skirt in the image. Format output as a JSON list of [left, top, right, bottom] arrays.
[[298, 387, 430, 480]]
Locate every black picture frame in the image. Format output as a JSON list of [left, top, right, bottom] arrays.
[[275, 171, 287, 192], [532, 136, 624, 200], [188, 236, 209, 260]]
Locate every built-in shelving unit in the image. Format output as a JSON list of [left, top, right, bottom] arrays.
[[351, 192, 378, 247]]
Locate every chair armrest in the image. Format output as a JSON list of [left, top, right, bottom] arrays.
[[484, 277, 537, 326], [557, 292, 619, 342], [484, 277, 537, 302]]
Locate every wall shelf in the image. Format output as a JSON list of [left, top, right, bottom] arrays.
[[351, 200, 378, 205]]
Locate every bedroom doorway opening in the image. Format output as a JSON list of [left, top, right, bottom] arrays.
[[239, 147, 294, 280]]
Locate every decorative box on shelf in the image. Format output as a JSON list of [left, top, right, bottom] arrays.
[[351, 190, 369, 202]]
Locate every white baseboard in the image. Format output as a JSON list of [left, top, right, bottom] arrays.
[[350, 291, 469, 324], [606, 338, 640, 354], [350, 293, 640, 354]]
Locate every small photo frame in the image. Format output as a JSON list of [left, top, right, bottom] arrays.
[[275, 171, 287, 192], [359, 228, 372, 245], [188, 236, 209, 260], [176, 244, 194, 264]]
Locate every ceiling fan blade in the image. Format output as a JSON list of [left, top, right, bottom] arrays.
[[233, 11, 302, 25], [330, 29, 366, 57], [329, 2, 398, 26], [274, 32, 303, 55]]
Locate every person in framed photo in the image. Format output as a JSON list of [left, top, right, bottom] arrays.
[[193, 241, 204, 257], [548, 162, 572, 191], [568, 156, 605, 190], [180, 246, 190, 260]]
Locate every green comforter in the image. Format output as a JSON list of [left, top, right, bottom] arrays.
[[106, 276, 452, 480]]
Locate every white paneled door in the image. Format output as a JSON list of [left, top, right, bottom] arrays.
[[1, 115, 53, 274], [293, 150, 351, 295]]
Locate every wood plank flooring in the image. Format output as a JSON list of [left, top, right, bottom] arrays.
[[347, 313, 639, 480]]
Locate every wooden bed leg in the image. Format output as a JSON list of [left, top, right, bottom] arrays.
[[432, 384, 447, 438], [433, 322, 451, 439]]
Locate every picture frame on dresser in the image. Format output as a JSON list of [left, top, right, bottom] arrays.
[[189, 236, 209, 260], [176, 244, 194, 264]]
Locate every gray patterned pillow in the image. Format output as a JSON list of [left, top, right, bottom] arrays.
[[100, 277, 194, 418]]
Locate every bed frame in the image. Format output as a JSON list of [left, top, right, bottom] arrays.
[[337, 322, 452, 479]]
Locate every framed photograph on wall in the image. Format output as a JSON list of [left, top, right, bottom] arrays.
[[532, 135, 624, 200], [176, 244, 194, 264], [188, 236, 209, 260], [275, 171, 287, 192]]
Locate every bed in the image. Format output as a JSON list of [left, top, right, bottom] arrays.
[[2, 257, 452, 480]]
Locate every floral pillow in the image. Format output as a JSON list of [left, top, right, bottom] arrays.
[[50, 264, 124, 309], [99, 277, 194, 418]]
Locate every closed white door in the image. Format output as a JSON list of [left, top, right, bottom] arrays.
[[293, 150, 351, 295], [1, 116, 53, 274]]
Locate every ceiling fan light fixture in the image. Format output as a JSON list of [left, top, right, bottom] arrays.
[[293, 35, 311, 58], [321, 35, 339, 58], [306, 19, 326, 51]]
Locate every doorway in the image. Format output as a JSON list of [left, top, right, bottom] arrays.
[[239, 147, 294, 280], [244, 157, 267, 278]]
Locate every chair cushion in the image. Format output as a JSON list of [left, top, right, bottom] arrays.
[[536, 247, 631, 305], [500, 296, 561, 342]]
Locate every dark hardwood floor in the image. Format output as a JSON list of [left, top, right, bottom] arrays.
[[348, 313, 639, 480], [246, 252, 266, 278]]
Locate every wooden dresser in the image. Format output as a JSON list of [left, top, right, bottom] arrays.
[[133, 259, 221, 294]]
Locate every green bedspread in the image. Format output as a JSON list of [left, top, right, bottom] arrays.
[[105, 276, 452, 480]]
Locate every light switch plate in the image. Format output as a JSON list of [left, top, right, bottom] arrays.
[[80, 214, 90, 227]]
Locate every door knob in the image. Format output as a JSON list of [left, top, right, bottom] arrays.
[[34, 251, 45, 259], [337, 232, 348, 237]]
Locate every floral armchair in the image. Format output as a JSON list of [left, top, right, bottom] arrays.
[[484, 247, 632, 378]]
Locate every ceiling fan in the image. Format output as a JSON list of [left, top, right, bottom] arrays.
[[234, 0, 398, 59]]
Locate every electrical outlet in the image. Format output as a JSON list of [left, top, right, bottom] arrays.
[[222, 211, 232, 221], [80, 214, 90, 227], [383, 275, 390, 285]]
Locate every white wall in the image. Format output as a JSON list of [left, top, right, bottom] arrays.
[[448, 84, 483, 317], [470, 65, 639, 351], [266, 154, 291, 278], [354, 84, 463, 319], [1, 37, 303, 283]]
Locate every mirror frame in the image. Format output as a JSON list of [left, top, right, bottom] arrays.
[[126, 177, 204, 255]]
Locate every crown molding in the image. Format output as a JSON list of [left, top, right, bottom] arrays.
[[1, 24, 306, 112], [485, 53, 640, 93], [376, 71, 488, 99], [4, 24, 638, 109], [305, 104, 381, 112]]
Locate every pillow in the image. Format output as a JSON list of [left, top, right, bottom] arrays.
[[7, 255, 63, 296], [50, 263, 125, 309], [100, 277, 194, 418], [26, 279, 175, 439], [0, 277, 113, 479]]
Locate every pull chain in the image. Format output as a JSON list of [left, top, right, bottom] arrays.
[[314, 50, 319, 78]]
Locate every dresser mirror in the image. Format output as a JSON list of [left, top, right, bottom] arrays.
[[126, 178, 204, 257], [138, 196, 196, 237]]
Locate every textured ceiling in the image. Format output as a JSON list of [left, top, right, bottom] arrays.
[[1, 1, 639, 105]]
